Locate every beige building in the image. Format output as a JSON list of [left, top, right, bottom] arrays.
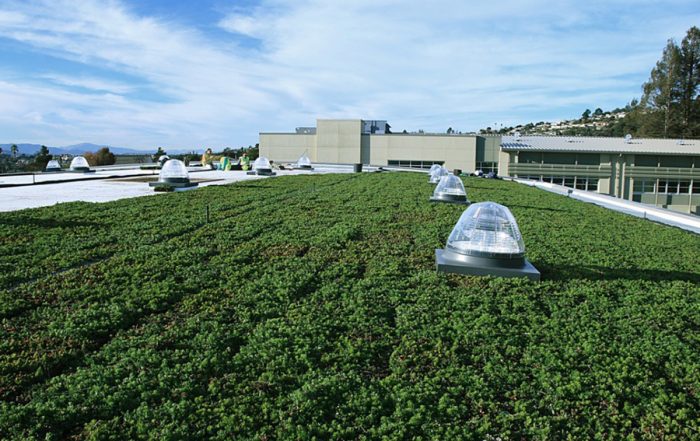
[[260, 119, 499, 172], [259, 119, 700, 215]]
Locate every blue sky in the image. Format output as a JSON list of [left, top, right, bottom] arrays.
[[0, 0, 698, 150]]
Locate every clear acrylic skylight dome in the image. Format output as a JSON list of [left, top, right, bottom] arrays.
[[297, 153, 312, 168], [45, 160, 61, 171], [254, 156, 272, 171], [435, 173, 466, 196], [429, 164, 442, 174], [70, 156, 90, 170], [446, 202, 525, 259], [159, 159, 190, 182], [429, 166, 448, 183]]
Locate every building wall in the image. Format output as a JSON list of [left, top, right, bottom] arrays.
[[259, 133, 316, 162], [506, 150, 700, 214], [368, 134, 477, 171], [316, 119, 362, 164]]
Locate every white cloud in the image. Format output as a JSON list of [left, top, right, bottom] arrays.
[[0, 0, 698, 148]]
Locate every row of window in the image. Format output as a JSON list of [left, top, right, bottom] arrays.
[[517, 175, 599, 192], [633, 179, 700, 194], [387, 159, 443, 170], [475, 161, 498, 174]]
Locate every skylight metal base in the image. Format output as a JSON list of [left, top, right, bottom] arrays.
[[246, 169, 276, 176], [429, 194, 469, 205], [149, 181, 198, 188], [435, 249, 540, 280], [296, 165, 314, 170], [68, 168, 95, 173], [43, 169, 62, 173]]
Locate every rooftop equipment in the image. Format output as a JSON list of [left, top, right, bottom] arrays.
[[430, 173, 469, 204], [435, 202, 540, 280], [157, 155, 170, 167], [149, 159, 198, 189], [429, 165, 448, 184], [69, 156, 93, 172], [248, 156, 276, 176], [296, 153, 313, 170], [44, 160, 62, 172]]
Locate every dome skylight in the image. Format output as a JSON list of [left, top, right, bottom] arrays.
[[149, 159, 198, 189], [429, 165, 448, 184], [436, 202, 539, 280], [248, 156, 276, 176], [45, 160, 62, 172], [69, 156, 91, 172], [296, 153, 313, 169], [157, 155, 170, 166], [430, 173, 469, 204]]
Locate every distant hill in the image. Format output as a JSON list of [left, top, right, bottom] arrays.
[[479, 107, 638, 137], [0, 143, 200, 156]]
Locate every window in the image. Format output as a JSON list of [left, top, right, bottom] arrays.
[[660, 156, 693, 168], [679, 181, 690, 194], [388, 159, 443, 169], [693, 181, 700, 194], [475, 161, 498, 174], [564, 178, 575, 188], [542, 153, 576, 165], [519, 152, 541, 164], [587, 178, 598, 192], [635, 155, 659, 167], [633, 180, 655, 194], [576, 154, 600, 166]]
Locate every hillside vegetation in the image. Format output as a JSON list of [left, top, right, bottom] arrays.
[[0, 173, 699, 439]]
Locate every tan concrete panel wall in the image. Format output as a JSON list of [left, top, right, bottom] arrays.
[[316, 119, 362, 164], [368, 135, 477, 171], [498, 151, 512, 176], [259, 134, 317, 162]]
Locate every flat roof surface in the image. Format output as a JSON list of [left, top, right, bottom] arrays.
[[501, 135, 700, 155], [0, 165, 352, 212]]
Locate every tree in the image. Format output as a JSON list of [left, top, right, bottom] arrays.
[[84, 147, 116, 166], [11, 144, 18, 158], [581, 109, 591, 121], [593, 108, 604, 116], [34, 145, 51, 169], [641, 39, 681, 137], [447, 127, 454, 134], [640, 26, 700, 138], [154, 147, 167, 161], [678, 26, 700, 136]]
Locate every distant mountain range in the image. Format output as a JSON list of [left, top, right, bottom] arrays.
[[0, 143, 200, 156]]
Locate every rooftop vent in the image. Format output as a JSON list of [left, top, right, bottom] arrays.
[[624, 134, 633, 144], [430, 173, 469, 205], [435, 202, 540, 280], [149, 159, 198, 189]]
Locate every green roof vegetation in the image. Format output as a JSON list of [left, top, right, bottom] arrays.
[[0, 173, 698, 439]]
